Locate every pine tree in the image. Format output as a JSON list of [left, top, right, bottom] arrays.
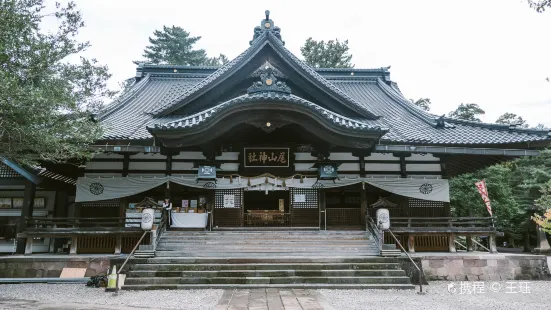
[[300, 38, 353, 68]]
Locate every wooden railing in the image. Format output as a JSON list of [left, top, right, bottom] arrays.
[[18, 216, 163, 255], [386, 216, 497, 253]]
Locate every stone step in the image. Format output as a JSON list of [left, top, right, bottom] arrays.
[[154, 252, 379, 257], [127, 257, 401, 264], [156, 245, 377, 251], [159, 238, 372, 243], [124, 276, 412, 285], [127, 263, 402, 271], [122, 283, 416, 290], [164, 231, 367, 235], [127, 269, 406, 278]]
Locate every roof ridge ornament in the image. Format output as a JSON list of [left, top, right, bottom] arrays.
[[247, 65, 291, 94], [250, 10, 284, 45]]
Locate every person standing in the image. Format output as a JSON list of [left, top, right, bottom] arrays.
[[162, 198, 172, 228]]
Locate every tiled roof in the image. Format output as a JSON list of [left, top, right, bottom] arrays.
[[148, 92, 388, 133], [98, 64, 550, 146], [149, 32, 379, 119]]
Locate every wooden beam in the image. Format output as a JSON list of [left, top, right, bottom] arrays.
[[122, 154, 130, 177]]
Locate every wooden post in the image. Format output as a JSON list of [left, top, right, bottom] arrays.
[[489, 234, 497, 253], [448, 233, 457, 253], [114, 235, 122, 254], [360, 183, 367, 226], [408, 234, 415, 254], [16, 180, 36, 254], [70, 236, 78, 255], [24, 237, 33, 255], [466, 236, 473, 252]]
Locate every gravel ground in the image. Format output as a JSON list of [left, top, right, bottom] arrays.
[[0, 284, 223, 310], [318, 281, 551, 310]]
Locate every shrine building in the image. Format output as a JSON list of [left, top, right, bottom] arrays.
[[2, 11, 550, 257]]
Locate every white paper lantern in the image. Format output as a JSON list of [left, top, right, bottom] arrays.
[[141, 208, 154, 231]]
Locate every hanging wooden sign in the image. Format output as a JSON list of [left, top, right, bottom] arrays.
[[244, 147, 289, 167]]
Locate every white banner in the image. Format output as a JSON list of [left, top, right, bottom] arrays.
[[76, 176, 449, 203]]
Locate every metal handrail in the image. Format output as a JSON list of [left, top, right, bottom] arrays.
[[366, 218, 382, 253], [386, 229, 425, 294], [115, 230, 148, 293]]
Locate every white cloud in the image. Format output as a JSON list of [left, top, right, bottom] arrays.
[[45, 0, 551, 126]]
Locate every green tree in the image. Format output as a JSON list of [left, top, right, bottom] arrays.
[[135, 25, 228, 66], [0, 0, 114, 165], [495, 112, 529, 128], [409, 98, 431, 111], [528, 0, 551, 12], [448, 103, 485, 122], [204, 54, 229, 66], [300, 38, 353, 68], [533, 181, 551, 233]]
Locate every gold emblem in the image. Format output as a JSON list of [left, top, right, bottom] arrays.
[[264, 22, 271, 28], [265, 79, 273, 86]]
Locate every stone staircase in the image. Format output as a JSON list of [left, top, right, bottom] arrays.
[[121, 230, 414, 290]]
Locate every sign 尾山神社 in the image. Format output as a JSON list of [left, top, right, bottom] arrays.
[[244, 148, 289, 167]]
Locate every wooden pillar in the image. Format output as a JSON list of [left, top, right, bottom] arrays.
[[114, 235, 122, 254], [16, 180, 36, 254], [70, 236, 78, 255], [122, 154, 130, 177], [448, 233, 457, 253], [319, 190, 326, 230], [399, 156, 407, 178], [408, 235, 416, 254], [466, 236, 473, 252], [360, 183, 368, 226], [489, 234, 498, 253]]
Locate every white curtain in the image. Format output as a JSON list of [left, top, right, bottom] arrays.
[[76, 176, 449, 203]]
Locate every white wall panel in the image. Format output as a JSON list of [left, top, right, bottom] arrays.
[[173, 152, 206, 160], [407, 175, 442, 179], [216, 152, 240, 161], [172, 162, 194, 170], [365, 163, 400, 171], [85, 161, 123, 170], [294, 163, 317, 171], [92, 153, 124, 159], [329, 153, 358, 160], [127, 173, 167, 177], [294, 152, 317, 161], [130, 153, 166, 160], [366, 153, 396, 160], [406, 163, 441, 172], [220, 163, 239, 171], [406, 154, 439, 161], [338, 163, 360, 171], [129, 161, 165, 170]]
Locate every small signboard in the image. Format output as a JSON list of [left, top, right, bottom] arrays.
[[198, 165, 216, 179], [294, 194, 306, 203], [223, 194, 235, 208], [244, 148, 289, 167]]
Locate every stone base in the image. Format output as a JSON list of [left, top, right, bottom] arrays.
[[417, 253, 551, 281], [0, 255, 119, 278], [533, 248, 551, 254]]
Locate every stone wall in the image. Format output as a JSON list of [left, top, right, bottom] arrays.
[[0, 256, 116, 278], [418, 254, 550, 281]]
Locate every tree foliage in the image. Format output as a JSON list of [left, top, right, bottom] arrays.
[[300, 38, 353, 68], [0, 0, 114, 165], [528, 0, 551, 12], [496, 112, 528, 128], [450, 149, 551, 239], [533, 181, 551, 233], [135, 26, 228, 66], [409, 98, 431, 111], [448, 103, 485, 122]]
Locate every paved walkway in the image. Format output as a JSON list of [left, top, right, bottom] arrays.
[[215, 289, 335, 310]]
